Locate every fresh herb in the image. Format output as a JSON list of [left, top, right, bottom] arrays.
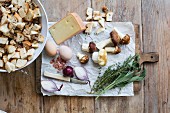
[[91, 54, 146, 99]]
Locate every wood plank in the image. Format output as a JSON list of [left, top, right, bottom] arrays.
[[0, 63, 43, 113], [142, 0, 170, 113], [92, 0, 144, 113], [41, 0, 94, 113]]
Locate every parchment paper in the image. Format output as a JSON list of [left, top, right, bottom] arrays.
[[41, 22, 135, 96]]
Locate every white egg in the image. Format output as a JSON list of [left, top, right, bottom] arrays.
[[59, 45, 73, 61], [45, 40, 58, 56]]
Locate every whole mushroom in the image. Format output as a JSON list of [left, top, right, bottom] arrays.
[[82, 41, 97, 53], [113, 27, 130, 45], [92, 49, 107, 66], [77, 53, 89, 64], [96, 31, 120, 50], [105, 46, 121, 54]]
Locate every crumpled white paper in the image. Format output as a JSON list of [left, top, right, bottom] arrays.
[[41, 22, 135, 96]]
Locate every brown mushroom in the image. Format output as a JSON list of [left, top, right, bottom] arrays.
[[77, 53, 89, 64], [89, 42, 97, 53], [82, 41, 98, 53], [120, 34, 130, 44], [113, 27, 130, 45], [105, 46, 121, 54], [96, 31, 120, 50]]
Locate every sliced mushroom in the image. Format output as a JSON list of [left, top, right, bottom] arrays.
[[27, 48, 35, 56], [96, 27, 105, 34], [0, 24, 9, 33], [16, 59, 27, 68], [12, 52, 20, 59], [0, 47, 5, 53], [98, 49, 107, 66], [5, 61, 15, 73], [7, 45, 16, 53], [33, 8, 41, 19], [32, 24, 41, 31], [0, 37, 8, 44], [14, 12, 22, 22], [16, 32, 24, 42], [11, 59, 17, 65], [24, 9, 34, 21], [32, 41, 39, 48], [77, 53, 89, 64], [93, 11, 102, 20], [19, 48, 27, 59], [0, 52, 2, 57], [85, 23, 93, 34], [38, 34, 44, 42], [7, 52, 15, 60], [98, 18, 105, 27], [106, 12, 113, 22], [105, 46, 121, 54], [86, 7, 93, 21], [0, 60, 3, 67], [18, 8, 26, 18], [16, 22, 26, 30], [3, 55, 8, 63], [1, 15, 8, 25]]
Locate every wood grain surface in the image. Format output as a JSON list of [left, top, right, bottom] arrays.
[[0, 0, 168, 113]]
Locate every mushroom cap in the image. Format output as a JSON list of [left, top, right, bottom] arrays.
[[80, 55, 89, 64], [114, 46, 121, 54], [120, 34, 130, 44], [110, 30, 121, 46], [89, 42, 97, 53]]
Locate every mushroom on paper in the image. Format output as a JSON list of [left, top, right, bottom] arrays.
[[96, 31, 120, 50], [105, 46, 121, 54], [112, 27, 130, 45], [92, 49, 107, 66], [77, 53, 89, 64], [82, 42, 97, 53], [98, 49, 107, 66]]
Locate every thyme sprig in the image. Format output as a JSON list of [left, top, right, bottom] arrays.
[[91, 54, 146, 99]]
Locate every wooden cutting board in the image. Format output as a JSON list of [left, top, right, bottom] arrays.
[[35, 24, 159, 94]]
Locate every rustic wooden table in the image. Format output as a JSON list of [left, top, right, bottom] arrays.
[[0, 0, 169, 113]]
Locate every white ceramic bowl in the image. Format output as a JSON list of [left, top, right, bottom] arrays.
[[0, 0, 48, 72]]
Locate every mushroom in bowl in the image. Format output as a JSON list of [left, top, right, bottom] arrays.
[[0, 0, 48, 73]]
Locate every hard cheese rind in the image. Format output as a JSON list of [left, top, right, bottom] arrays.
[[49, 13, 86, 44]]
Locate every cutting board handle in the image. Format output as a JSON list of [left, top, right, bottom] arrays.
[[134, 52, 159, 93], [140, 52, 159, 64]]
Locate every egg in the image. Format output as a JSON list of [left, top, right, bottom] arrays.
[[45, 40, 58, 56], [59, 45, 73, 61]]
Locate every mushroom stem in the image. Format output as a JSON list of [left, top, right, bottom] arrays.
[[92, 52, 99, 63], [114, 27, 126, 39], [105, 46, 121, 54], [96, 38, 111, 50], [82, 43, 89, 52]]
